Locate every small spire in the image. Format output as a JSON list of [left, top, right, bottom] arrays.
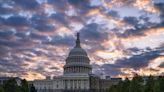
[[75, 32, 81, 48]]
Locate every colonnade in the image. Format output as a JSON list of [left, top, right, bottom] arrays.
[[63, 79, 89, 90], [64, 66, 91, 73]]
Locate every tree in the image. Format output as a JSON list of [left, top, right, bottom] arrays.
[[153, 78, 160, 92], [116, 81, 126, 92], [110, 78, 130, 92], [108, 75, 164, 92], [3, 78, 21, 92], [108, 85, 117, 92], [0, 85, 4, 92], [158, 76, 164, 92], [21, 79, 29, 92], [129, 74, 144, 92], [144, 75, 155, 92], [122, 78, 130, 92]]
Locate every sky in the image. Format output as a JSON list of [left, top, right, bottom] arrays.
[[0, 0, 164, 80]]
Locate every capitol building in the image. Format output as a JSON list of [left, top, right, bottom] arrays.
[[30, 33, 121, 92]]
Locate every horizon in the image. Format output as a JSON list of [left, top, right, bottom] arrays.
[[0, 0, 164, 81]]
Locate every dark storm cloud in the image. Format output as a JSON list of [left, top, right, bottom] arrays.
[[47, 0, 67, 10], [0, 54, 26, 73], [44, 35, 74, 46], [0, 39, 21, 48], [29, 32, 47, 41], [47, 0, 93, 16], [96, 47, 164, 77], [154, 3, 164, 26], [79, 23, 109, 54], [12, 0, 39, 10], [0, 46, 10, 56], [2, 15, 30, 27], [67, 0, 99, 16], [0, 16, 5, 25], [67, 0, 89, 5], [124, 16, 139, 26], [159, 62, 164, 68], [0, 29, 15, 38], [15, 31, 29, 38], [0, 3, 15, 15], [115, 48, 164, 69], [92, 63, 125, 77], [30, 14, 55, 32], [101, 64, 124, 76], [107, 10, 120, 18], [34, 24, 54, 32], [127, 47, 141, 53], [118, 16, 157, 38], [50, 13, 69, 26], [80, 23, 108, 41], [80, 23, 100, 39]]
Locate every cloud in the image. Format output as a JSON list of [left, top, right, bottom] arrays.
[[50, 13, 69, 26], [154, 3, 164, 25], [44, 35, 74, 46], [123, 16, 139, 26], [0, 0, 164, 80], [115, 48, 164, 69], [0, 3, 15, 15], [159, 62, 164, 68], [94, 47, 164, 77], [3, 15, 30, 27], [47, 0, 68, 11], [0, 29, 15, 38], [107, 10, 120, 18], [12, 0, 39, 10], [80, 23, 108, 41], [31, 14, 55, 32]]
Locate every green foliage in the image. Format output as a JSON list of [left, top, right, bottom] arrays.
[[21, 79, 29, 92], [0, 85, 4, 92], [3, 78, 21, 92], [108, 85, 117, 92], [144, 75, 154, 92], [108, 75, 164, 92], [129, 74, 144, 92], [0, 78, 30, 92], [158, 76, 164, 92]]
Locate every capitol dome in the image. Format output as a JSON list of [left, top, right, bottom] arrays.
[[64, 33, 92, 75], [69, 48, 87, 56]]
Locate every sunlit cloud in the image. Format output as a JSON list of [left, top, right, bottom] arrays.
[[0, 0, 164, 80]]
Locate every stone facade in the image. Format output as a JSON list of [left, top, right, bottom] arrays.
[[89, 75, 121, 92]]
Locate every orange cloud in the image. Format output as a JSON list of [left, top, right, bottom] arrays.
[[133, 0, 159, 13], [85, 8, 101, 16], [102, 0, 159, 13], [120, 27, 164, 49], [20, 71, 45, 81]]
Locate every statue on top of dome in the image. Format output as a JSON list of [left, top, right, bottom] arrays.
[[75, 32, 81, 48]]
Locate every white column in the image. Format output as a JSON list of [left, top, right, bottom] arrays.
[[79, 80, 81, 89], [70, 80, 72, 90], [81, 80, 84, 89], [73, 80, 74, 90], [75, 80, 77, 89], [77, 80, 79, 90]]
